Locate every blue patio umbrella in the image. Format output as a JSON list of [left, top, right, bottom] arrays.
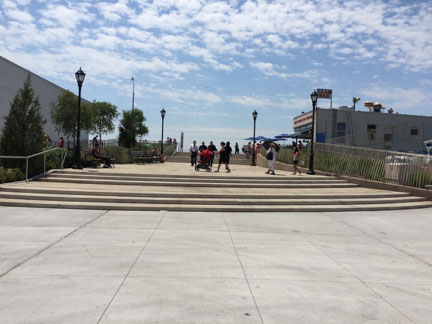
[[274, 133, 291, 138], [243, 137, 254, 140]]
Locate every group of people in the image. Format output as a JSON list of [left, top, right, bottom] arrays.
[[165, 137, 177, 145], [190, 140, 232, 173], [266, 142, 303, 176]]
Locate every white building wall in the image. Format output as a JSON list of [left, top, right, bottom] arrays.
[[316, 108, 432, 153], [0, 56, 89, 146]]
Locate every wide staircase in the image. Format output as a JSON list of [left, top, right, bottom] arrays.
[[0, 167, 430, 212], [166, 152, 251, 165]]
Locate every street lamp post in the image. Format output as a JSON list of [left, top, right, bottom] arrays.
[[160, 109, 166, 155], [307, 90, 318, 175], [131, 76, 135, 111], [251, 110, 258, 166], [72, 67, 85, 169]]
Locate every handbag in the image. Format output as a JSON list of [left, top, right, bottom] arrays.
[[266, 152, 273, 160]]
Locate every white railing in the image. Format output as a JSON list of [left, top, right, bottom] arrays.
[[0, 147, 67, 181], [315, 143, 432, 189]]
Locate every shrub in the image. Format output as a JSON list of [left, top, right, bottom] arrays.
[[0, 168, 25, 183]]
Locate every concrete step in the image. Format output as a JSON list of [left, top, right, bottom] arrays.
[[52, 170, 339, 181], [47, 172, 345, 184], [166, 158, 251, 165], [0, 197, 430, 212], [2, 186, 411, 200], [40, 177, 359, 188], [1, 168, 428, 212], [0, 191, 424, 206]]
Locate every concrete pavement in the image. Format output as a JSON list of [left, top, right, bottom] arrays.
[[1, 206, 432, 323]]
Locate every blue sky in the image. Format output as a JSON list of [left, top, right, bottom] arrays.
[[1, 0, 431, 147]]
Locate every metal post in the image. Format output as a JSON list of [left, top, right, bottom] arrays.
[[251, 117, 257, 166], [44, 153, 46, 176], [73, 68, 85, 169], [26, 158, 28, 182], [131, 76, 135, 111], [73, 82, 83, 169], [161, 116, 165, 155], [308, 100, 316, 175]]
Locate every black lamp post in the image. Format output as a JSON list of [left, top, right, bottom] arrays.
[[72, 67, 85, 169], [307, 90, 318, 175], [131, 76, 135, 111], [251, 110, 258, 166], [160, 108, 166, 155]]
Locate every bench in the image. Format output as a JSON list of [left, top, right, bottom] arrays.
[[131, 151, 159, 164], [85, 151, 115, 168]]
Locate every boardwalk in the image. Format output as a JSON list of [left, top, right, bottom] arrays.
[[0, 163, 431, 323]]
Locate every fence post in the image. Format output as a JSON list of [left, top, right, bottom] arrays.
[[26, 158, 29, 182]]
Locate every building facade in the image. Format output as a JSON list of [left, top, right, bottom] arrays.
[[294, 108, 432, 153], [0, 56, 88, 146]]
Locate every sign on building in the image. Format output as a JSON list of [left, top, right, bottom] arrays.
[[317, 88, 332, 99], [293, 111, 313, 130]]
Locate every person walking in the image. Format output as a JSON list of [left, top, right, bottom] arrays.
[[190, 140, 198, 166], [235, 142, 240, 154], [292, 146, 301, 175], [207, 141, 217, 166], [225, 141, 232, 163], [215, 142, 231, 173], [265, 143, 276, 175]]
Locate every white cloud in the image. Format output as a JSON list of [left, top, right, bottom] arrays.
[[6, 9, 33, 22], [361, 86, 428, 111]]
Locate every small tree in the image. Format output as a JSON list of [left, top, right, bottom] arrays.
[[0, 75, 45, 158], [89, 101, 118, 143], [118, 109, 149, 148], [50, 90, 92, 143]]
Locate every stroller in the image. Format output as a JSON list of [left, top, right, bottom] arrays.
[[195, 149, 212, 172]]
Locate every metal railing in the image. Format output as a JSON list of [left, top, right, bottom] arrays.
[[314, 143, 432, 189], [0, 147, 67, 181]]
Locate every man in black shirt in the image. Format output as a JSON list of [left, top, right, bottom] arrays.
[[199, 141, 207, 152], [207, 141, 217, 166]]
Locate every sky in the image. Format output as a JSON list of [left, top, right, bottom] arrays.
[[1, 0, 431, 147]]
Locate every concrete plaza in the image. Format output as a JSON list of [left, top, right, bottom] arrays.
[[0, 205, 432, 323]]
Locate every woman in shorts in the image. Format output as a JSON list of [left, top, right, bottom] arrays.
[[292, 146, 301, 175], [215, 142, 231, 173]]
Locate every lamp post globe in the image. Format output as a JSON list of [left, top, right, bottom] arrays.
[[251, 110, 258, 166], [72, 67, 85, 169], [307, 90, 318, 175], [160, 109, 166, 155]]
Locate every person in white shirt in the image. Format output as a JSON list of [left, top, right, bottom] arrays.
[[265, 143, 276, 175], [190, 140, 199, 166]]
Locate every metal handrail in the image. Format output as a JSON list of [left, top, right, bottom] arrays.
[[0, 147, 67, 181]]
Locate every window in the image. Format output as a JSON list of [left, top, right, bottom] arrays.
[[336, 123, 346, 131], [369, 133, 375, 140], [411, 128, 419, 136], [367, 124, 376, 132], [384, 134, 392, 142]]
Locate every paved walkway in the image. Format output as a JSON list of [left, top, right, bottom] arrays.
[[0, 205, 431, 323]]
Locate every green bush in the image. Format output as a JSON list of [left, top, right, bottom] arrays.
[[0, 168, 25, 183]]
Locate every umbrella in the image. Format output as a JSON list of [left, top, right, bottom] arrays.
[[243, 137, 254, 140], [274, 133, 291, 138], [262, 141, 275, 149]]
